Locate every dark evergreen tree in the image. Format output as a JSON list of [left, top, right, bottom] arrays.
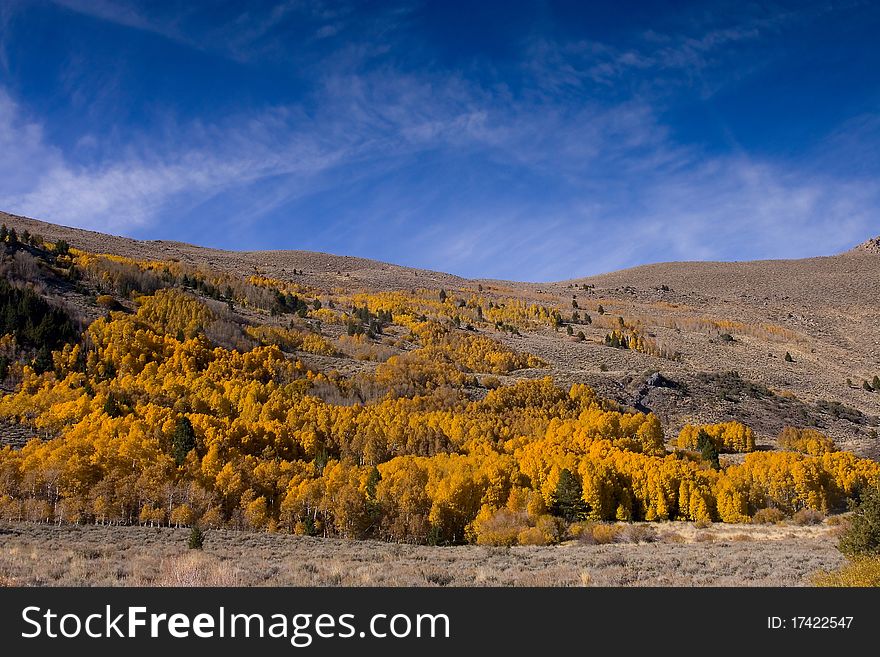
[[696, 429, 720, 470], [188, 526, 205, 550], [103, 394, 121, 418], [32, 345, 54, 374], [839, 486, 880, 557], [172, 416, 197, 466], [366, 466, 381, 500], [550, 468, 589, 522]]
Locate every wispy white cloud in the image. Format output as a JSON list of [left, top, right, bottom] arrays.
[[51, 0, 189, 44], [409, 154, 880, 281], [49, 0, 387, 64], [0, 88, 349, 233], [1, 1, 878, 279]]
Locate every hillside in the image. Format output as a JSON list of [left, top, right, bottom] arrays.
[[2, 210, 878, 460], [0, 209, 879, 556]]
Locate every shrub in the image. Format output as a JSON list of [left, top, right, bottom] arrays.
[[751, 508, 785, 524], [792, 509, 825, 525], [481, 376, 501, 390], [96, 294, 121, 310], [618, 524, 657, 543], [588, 523, 623, 544], [537, 515, 565, 544], [471, 508, 526, 546], [662, 532, 687, 543], [567, 521, 592, 540], [814, 557, 880, 587]]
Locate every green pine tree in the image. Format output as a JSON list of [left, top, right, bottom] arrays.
[[696, 429, 720, 470], [172, 416, 197, 466], [839, 486, 880, 557], [366, 466, 381, 500], [550, 468, 589, 522], [32, 345, 54, 374], [103, 394, 121, 418], [188, 526, 205, 550]]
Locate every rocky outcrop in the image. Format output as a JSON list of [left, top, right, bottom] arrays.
[[852, 236, 880, 254]]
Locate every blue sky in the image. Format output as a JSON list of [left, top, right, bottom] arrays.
[[1, 0, 879, 281]]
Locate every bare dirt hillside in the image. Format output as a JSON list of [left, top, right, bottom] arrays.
[[2, 210, 879, 457], [0, 211, 469, 292]]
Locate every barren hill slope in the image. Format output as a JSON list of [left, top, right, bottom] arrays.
[[0, 211, 469, 292], [2, 210, 878, 457]]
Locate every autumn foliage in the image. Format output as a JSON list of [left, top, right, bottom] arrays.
[[677, 421, 756, 453], [0, 251, 878, 547]]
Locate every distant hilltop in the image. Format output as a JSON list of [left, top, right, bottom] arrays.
[[851, 235, 880, 254]]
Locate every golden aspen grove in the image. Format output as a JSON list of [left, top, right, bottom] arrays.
[[0, 228, 879, 549]]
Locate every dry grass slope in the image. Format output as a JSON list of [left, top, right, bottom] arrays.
[[0, 522, 844, 587]]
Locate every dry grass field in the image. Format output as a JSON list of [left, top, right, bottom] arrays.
[[0, 521, 843, 587]]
